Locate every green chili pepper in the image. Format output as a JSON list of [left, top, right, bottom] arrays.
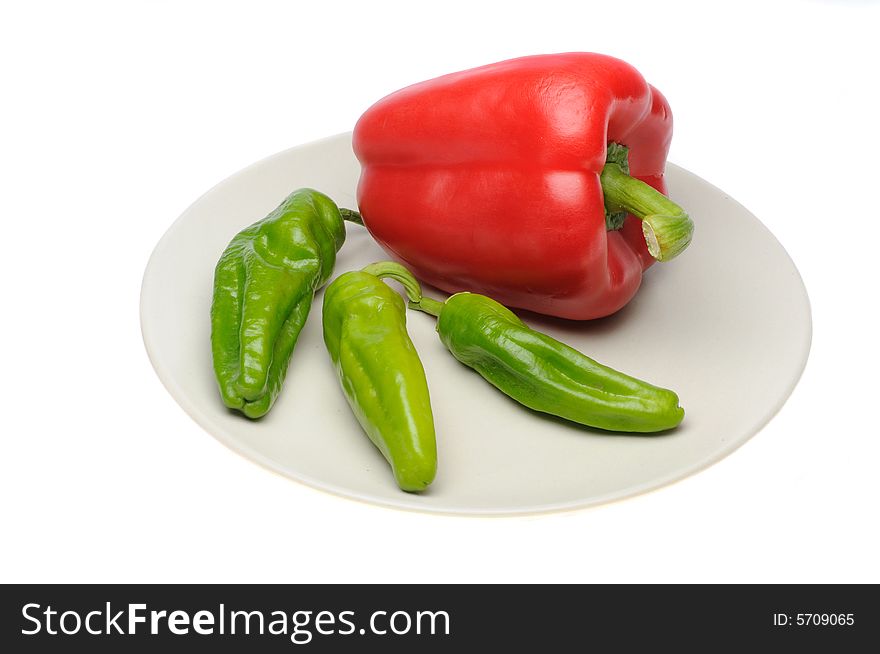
[[411, 292, 684, 433], [210, 188, 361, 419], [322, 262, 436, 492]]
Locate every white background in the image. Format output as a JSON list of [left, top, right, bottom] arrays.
[[2, 0, 878, 583]]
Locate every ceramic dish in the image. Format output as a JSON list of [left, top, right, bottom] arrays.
[[141, 133, 811, 515]]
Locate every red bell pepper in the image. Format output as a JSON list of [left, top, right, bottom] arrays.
[[352, 53, 694, 320]]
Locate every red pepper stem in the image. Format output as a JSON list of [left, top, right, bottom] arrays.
[[600, 163, 694, 262], [361, 261, 423, 304], [339, 208, 363, 225], [409, 296, 444, 318]]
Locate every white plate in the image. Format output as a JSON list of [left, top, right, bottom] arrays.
[[141, 133, 811, 515]]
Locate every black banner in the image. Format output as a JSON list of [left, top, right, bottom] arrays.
[[1, 584, 876, 651]]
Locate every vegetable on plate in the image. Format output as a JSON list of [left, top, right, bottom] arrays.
[[352, 52, 694, 320], [210, 188, 362, 418], [410, 290, 684, 433], [322, 262, 437, 492], [206, 50, 695, 493]]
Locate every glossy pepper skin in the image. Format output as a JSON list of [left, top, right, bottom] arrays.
[[353, 52, 689, 320], [412, 292, 684, 433], [322, 265, 437, 492], [211, 188, 346, 418]]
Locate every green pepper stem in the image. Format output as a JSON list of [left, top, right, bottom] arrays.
[[600, 161, 694, 262], [361, 261, 423, 303], [408, 296, 444, 318], [339, 208, 363, 225]]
